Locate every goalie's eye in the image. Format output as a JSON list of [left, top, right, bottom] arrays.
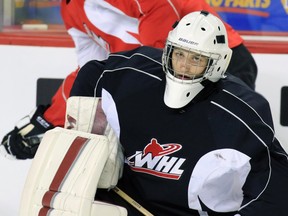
[[192, 55, 201, 62]]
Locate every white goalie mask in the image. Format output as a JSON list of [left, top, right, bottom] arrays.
[[162, 11, 232, 109]]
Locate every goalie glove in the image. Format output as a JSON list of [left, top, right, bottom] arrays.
[[0, 105, 54, 159]]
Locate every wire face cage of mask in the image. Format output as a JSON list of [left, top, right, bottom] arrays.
[[162, 42, 222, 85]]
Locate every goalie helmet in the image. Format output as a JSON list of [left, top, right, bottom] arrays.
[[162, 10, 232, 108]]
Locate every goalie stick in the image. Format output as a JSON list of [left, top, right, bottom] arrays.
[[112, 186, 154, 216]]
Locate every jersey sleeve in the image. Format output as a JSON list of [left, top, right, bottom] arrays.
[[67, 28, 109, 67], [70, 60, 106, 98], [137, 0, 181, 48], [61, 1, 110, 67], [60, 0, 80, 32], [43, 69, 79, 127]]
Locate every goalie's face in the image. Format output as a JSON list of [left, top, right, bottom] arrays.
[[171, 48, 209, 80]]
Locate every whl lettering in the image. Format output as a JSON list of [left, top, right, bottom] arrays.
[[127, 138, 186, 180]]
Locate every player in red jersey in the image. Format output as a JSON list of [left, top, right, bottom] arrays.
[[1, 0, 257, 159]]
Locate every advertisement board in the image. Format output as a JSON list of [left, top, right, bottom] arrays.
[[15, 0, 62, 25], [10, 1, 288, 34], [206, 0, 288, 33]]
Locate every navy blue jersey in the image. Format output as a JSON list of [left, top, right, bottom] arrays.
[[71, 46, 288, 216]]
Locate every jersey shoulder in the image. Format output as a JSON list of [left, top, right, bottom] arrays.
[[221, 75, 269, 106], [105, 46, 163, 71], [70, 60, 106, 97], [101, 46, 164, 98], [214, 75, 274, 127]]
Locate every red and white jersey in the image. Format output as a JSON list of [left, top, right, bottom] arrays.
[[44, 0, 244, 127], [61, 0, 243, 67]]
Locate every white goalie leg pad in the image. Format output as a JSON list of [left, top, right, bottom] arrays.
[[65, 96, 98, 132], [19, 127, 127, 216], [65, 96, 123, 188]]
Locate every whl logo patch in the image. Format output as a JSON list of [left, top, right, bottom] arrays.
[[126, 138, 186, 180]]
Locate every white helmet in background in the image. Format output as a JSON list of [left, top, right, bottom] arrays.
[[162, 10, 232, 109]]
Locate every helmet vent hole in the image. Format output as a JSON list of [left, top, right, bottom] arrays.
[[186, 23, 191, 26], [218, 26, 221, 31], [224, 54, 227, 59], [213, 39, 216, 44], [186, 92, 191, 97], [217, 67, 221, 72], [201, 27, 206, 31]]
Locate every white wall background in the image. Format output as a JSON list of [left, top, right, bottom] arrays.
[[0, 45, 287, 215], [0, 45, 77, 216]]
